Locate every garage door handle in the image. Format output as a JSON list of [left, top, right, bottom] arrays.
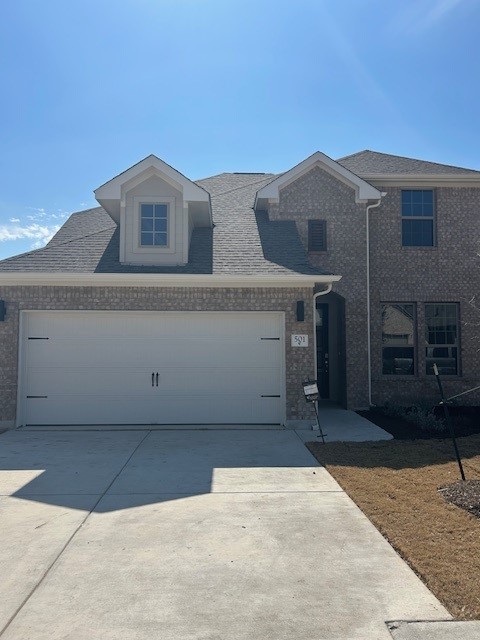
[[156, 372, 159, 387], [151, 372, 155, 387]]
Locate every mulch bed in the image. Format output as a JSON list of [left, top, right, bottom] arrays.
[[358, 407, 480, 440], [439, 480, 480, 518]]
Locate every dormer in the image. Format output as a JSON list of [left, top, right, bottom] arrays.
[[94, 155, 211, 266]]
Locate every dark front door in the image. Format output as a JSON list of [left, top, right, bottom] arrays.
[[316, 303, 329, 399]]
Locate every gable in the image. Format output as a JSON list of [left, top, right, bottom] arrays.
[[255, 151, 381, 209], [279, 165, 358, 209], [94, 154, 210, 222]]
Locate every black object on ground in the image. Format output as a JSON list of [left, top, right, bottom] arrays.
[[433, 363, 466, 481]]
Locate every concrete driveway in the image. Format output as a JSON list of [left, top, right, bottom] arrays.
[[0, 428, 448, 639]]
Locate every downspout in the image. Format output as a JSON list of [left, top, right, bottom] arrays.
[[312, 283, 333, 385], [366, 195, 386, 406]]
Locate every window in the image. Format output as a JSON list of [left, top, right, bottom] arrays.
[[401, 190, 434, 247], [382, 303, 415, 375], [140, 203, 168, 246], [425, 303, 459, 375], [308, 220, 327, 251]]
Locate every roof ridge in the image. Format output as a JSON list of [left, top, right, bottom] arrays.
[[196, 171, 275, 184], [194, 172, 229, 182], [336, 149, 370, 161], [209, 175, 279, 198], [69, 206, 105, 216], [338, 149, 480, 173]]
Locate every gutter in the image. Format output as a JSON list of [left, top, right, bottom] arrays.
[[0, 272, 342, 289], [359, 173, 480, 186]]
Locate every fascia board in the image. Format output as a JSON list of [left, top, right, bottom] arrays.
[[360, 174, 480, 187], [255, 151, 381, 206], [95, 155, 209, 203], [0, 273, 342, 288]]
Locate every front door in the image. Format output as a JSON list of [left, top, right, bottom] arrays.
[[316, 304, 329, 399]]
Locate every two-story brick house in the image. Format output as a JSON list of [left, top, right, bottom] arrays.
[[0, 150, 478, 428]]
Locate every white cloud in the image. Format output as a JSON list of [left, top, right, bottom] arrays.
[[0, 223, 60, 248], [54, 212, 68, 219], [2, 204, 71, 250]]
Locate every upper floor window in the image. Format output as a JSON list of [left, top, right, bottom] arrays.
[[401, 190, 434, 247], [308, 219, 327, 251], [425, 303, 459, 375], [381, 303, 415, 375], [140, 203, 168, 246]]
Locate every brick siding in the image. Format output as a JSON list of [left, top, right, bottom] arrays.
[[269, 165, 370, 408], [268, 166, 480, 408]]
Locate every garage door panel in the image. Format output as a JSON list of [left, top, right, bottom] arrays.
[[26, 367, 161, 396], [26, 365, 282, 397], [22, 311, 284, 425], [25, 395, 280, 425], [25, 397, 156, 426], [26, 338, 281, 369], [154, 366, 281, 395], [26, 313, 282, 340]]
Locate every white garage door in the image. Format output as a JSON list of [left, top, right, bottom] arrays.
[[19, 311, 284, 426]]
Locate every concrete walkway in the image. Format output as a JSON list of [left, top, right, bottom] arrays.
[[388, 620, 480, 639], [296, 405, 393, 443], [0, 429, 448, 639]]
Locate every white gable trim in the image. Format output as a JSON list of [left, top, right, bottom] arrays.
[[255, 151, 382, 206], [95, 155, 210, 204], [119, 167, 184, 205]]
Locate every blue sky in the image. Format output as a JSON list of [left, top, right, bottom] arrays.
[[0, 0, 479, 259]]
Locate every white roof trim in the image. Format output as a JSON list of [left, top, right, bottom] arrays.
[[0, 273, 341, 288], [358, 173, 480, 186], [94, 155, 210, 203], [255, 151, 382, 206]]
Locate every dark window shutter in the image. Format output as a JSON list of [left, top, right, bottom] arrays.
[[308, 220, 327, 251]]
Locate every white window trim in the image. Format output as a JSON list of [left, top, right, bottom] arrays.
[[132, 195, 176, 254], [401, 189, 436, 248]]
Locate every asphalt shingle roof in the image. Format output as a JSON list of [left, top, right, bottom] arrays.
[[2, 151, 478, 275], [337, 150, 480, 175], [0, 173, 327, 276]]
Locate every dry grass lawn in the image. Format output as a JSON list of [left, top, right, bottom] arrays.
[[307, 434, 480, 620]]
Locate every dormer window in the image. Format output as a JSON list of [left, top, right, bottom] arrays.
[[140, 203, 168, 247], [94, 154, 212, 266], [132, 195, 175, 254]]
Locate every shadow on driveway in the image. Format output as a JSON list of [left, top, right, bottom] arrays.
[[0, 429, 336, 512]]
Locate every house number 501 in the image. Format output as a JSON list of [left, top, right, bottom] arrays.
[[291, 334, 309, 347]]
